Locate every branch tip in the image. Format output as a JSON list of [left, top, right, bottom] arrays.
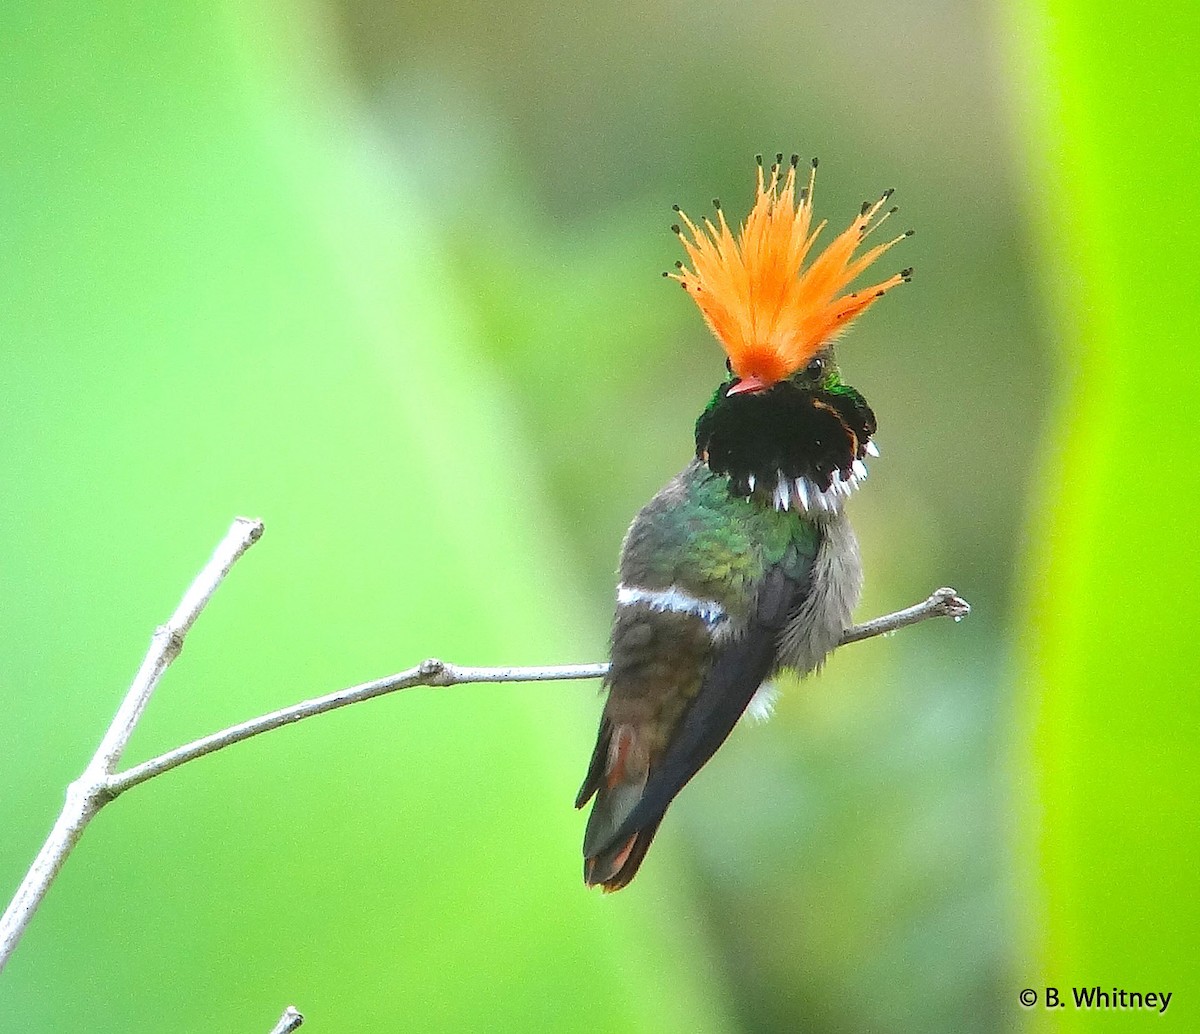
[[234, 515, 266, 542], [269, 1005, 304, 1034], [931, 587, 971, 619], [836, 585, 971, 647]]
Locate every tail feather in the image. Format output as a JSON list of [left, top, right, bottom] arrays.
[[577, 721, 660, 889], [574, 718, 612, 810], [584, 816, 665, 892]]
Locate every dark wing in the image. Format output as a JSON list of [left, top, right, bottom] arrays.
[[578, 566, 807, 890]]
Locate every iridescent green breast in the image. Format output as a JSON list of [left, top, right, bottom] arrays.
[[618, 460, 821, 623]]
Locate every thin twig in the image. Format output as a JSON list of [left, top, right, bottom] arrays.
[[107, 587, 969, 799], [268, 1006, 304, 1034], [838, 586, 970, 645], [107, 660, 610, 798], [0, 517, 264, 974]]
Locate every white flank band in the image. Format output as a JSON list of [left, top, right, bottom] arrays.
[[617, 584, 727, 626]]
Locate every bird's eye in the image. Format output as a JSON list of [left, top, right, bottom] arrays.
[[725, 357, 734, 374], [805, 357, 825, 379]]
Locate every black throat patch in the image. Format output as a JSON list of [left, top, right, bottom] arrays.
[[694, 380, 877, 498]]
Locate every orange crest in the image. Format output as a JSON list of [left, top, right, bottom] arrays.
[[668, 155, 912, 386]]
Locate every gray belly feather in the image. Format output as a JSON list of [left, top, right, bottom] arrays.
[[775, 511, 862, 676]]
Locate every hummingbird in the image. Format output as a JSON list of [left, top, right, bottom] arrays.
[[575, 154, 912, 891]]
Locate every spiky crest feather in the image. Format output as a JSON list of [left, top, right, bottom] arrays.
[[668, 155, 911, 386]]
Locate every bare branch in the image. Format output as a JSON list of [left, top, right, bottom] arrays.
[[0, 496, 967, 983], [838, 586, 970, 646], [107, 588, 968, 798], [92, 516, 265, 774], [0, 517, 264, 974], [106, 660, 611, 797], [268, 1006, 304, 1034]]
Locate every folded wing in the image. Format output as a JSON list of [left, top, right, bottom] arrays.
[[577, 567, 806, 890]]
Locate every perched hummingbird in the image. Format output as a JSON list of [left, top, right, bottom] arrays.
[[576, 154, 912, 891]]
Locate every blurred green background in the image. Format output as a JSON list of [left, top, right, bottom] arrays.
[[1, 0, 1195, 1030]]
